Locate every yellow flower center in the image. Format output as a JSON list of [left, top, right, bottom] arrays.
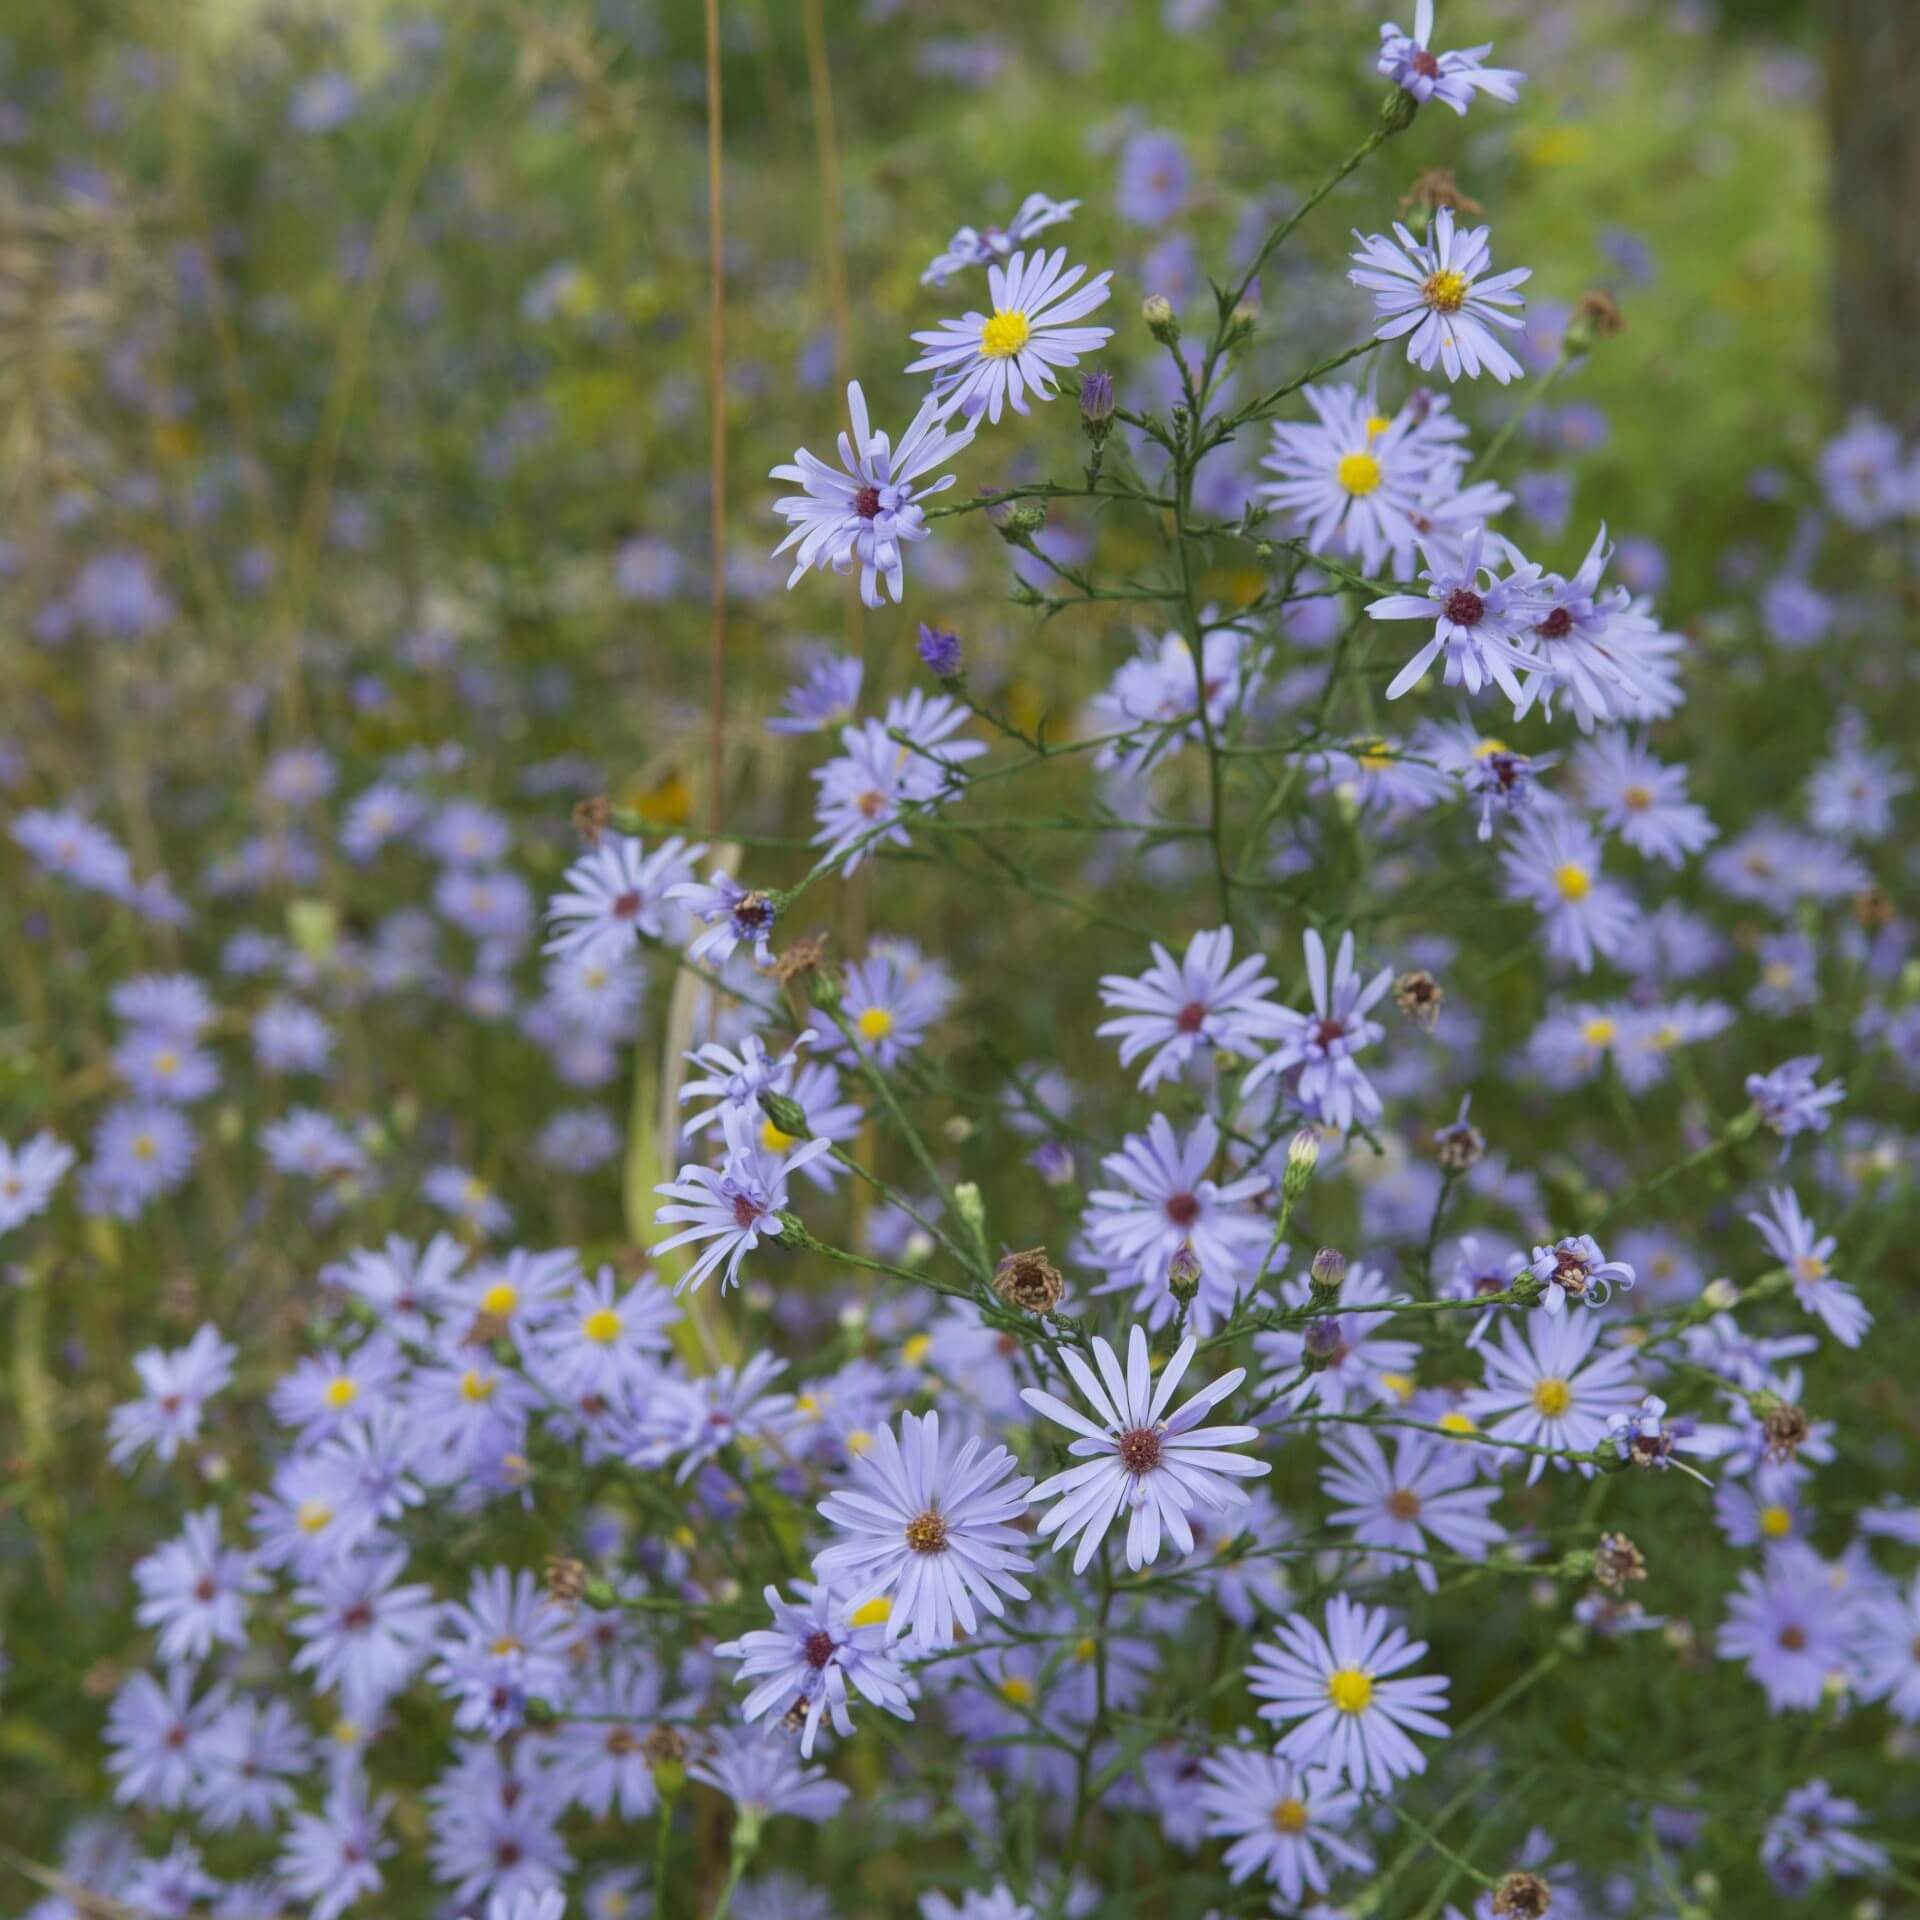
[[1365, 413, 1392, 438], [902, 1334, 933, 1367], [1581, 1017, 1617, 1047], [132, 1134, 157, 1162], [583, 1307, 623, 1345], [332, 1717, 360, 1747], [1356, 737, 1394, 772], [980, 309, 1032, 358], [481, 1282, 519, 1318], [857, 1006, 896, 1042], [1759, 1504, 1793, 1539], [1532, 1377, 1572, 1417], [296, 1499, 334, 1533], [460, 1368, 497, 1403], [324, 1377, 359, 1409], [1422, 268, 1470, 313], [155, 1049, 180, 1075], [1379, 1371, 1416, 1404], [1622, 784, 1654, 812], [1336, 451, 1384, 497], [1439, 1410, 1477, 1436], [999, 1676, 1035, 1707], [846, 1428, 874, 1456], [1272, 1797, 1310, 1834], [761, 1117, 797, 1153], [1074, 1636, 1097, 1663], [491, 1634, 524, 1657], [1327, 1667, 1374, 1714], [462, 1177, 490, 1205], [849, 1596, 892, 1627], [1472, 737, 1508, 759], [1793, 1253, 1827, 1284], [1554, 862, 1592, 903]]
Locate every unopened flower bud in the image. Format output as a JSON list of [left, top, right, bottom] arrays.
[[1303, 1315, 1344, 1369], [758, 1091, 811, 1142], [916, 623, 963, 682], [1079, 368, 1115, 425], [997, 502, 1049, 544], [1222, 302, 1257, 349], [1142, 294, 1179, 345], [522, 1696, 558, 1728], [1308, 1246, 1346, 1301], [645, 1725, 689, 1795], [807, 965, 843, 1010], [582, 1576, 619, 1610], [1702, 1276, 1739, 1312], [993, 1247, 1065, 1315], [952, 1182, 987, 1243], [1378, 83, 1420, 134], [1167, 1242, 1201, 1304]]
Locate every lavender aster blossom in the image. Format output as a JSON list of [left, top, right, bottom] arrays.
[[908, 247, 1113, 424], [814, 1409, 1034, 1651], [547, 835, 704, 959], [108, 1325, 237, 1468], [668, 870, 778, 968], [1748, 1186, 1870, 1347], [1349, 210, 1530, 384], [1320, 1429, 1505, 1592], [1082, 1114, 1270, 1327], [1370, 528, 1548, 704], [277, 1775, 395, 1920], [0, 1131, 76, 1233], [1574, 731, 1717, 864], [1526, 1233, 1635, 1315], [765, 650, 863, 734], [1096, 926, 1285, 1091], [1377, 0, 1523, 115], [654, 1104, 834, 1294], [107, 1665, 229, 1809], [1465, 1308, 1642, 1484], [1196, 1743, 1371, 1899], [1761, 1780, 1889, 1895], [1854, 1572, 1920, 1724], [1717, 1542, 1856, 1712], [1247, 1595, 1451, 1790], [771, 381, 977, 608], [689, 1728, 851, 1825], [920, 190, 1079, 287], [1021, 1323, 1270, 1573], [133, 1509, 267, 1662], [1746, 1056, 1844, 1153], [1241, 928, 1393, 1131], [1499, 801, 1640, 973], [715, 1582, 914, 1755]]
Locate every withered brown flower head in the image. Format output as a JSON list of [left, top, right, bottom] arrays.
[[773, 929, 833, 985], [1572, 288, 1625, 336], [1401, 167, 1483, 217], [1595, 1530, 1647, 1591], [545, 1555, 588, 1605], [571, 794, 613, 846], [1492, 1870, 1553, 1918], [993, 1246, 1066, 1315], [1394, 969, 1444, 1028], [1763, 1401, 1811, 1463]]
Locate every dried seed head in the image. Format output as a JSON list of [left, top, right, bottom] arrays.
[[1492, 1871, 1553, 1918], [905, 1509, 950, 1555], [1853, 886, 1895, 932], [571, 794, 613, 845], [772, 930, 832, 985], [1433, 1117, 1486, 1174], [642, 1725, 688, 1770], [1595, 1531, 1647, 1591], [545, 1555, 588, 1606], [993, 1247, 1066, 1315], [1571, 288, 1626, 337], [1395, 969, 1444, 1027], [1401, 167, 1483, 216], [1763, 1402, 1811, 1463]]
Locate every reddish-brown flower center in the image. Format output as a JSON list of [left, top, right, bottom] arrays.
[[1410, 48, 1441, 78], [1175, 1000, 1208, 1034], [1536, 605, 1573, 640], [853, 485, 882, 519], [1118, 1426, 1163, 1473], [1443, 587, 1485, 627], [803, 1629, 838, 1670], [905, 1508, 950, 1555], [611, 889, 642, 920], [1165, 1191, 1200, 1227]]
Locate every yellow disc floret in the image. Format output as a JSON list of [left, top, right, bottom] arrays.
[[1422, 268, 1470, 313], [583, 1308, 623, 1345], [1532, 1377, 1572, 1418], [1554, 862, 1592, 903], [980, 309, 1032, 358], [1327, 1667, 1374, 1714], [857, 1006, 896, 1042], [1336, 450, 1384, 497]]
